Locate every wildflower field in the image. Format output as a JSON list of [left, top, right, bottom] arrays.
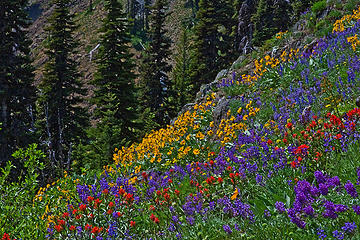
[[2, 6, 360, 240]]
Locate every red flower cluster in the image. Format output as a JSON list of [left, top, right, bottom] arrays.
[[2, 233, 15, 240], [150, 213, 160, 224]]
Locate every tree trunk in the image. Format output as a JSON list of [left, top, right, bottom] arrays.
[[0, 96, 8, 164]]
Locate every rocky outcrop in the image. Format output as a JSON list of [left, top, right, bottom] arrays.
[[236, 0, 256, 55], [212, 97, 231, 126]]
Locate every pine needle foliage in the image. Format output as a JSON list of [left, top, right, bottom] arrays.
[[139, 0, 173, 128], [37, 0, 89, 173], [91, 0, 141, 164], [0, 0, 36, 168]]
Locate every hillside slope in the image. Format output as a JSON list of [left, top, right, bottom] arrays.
[[2, 4, 360, 239]]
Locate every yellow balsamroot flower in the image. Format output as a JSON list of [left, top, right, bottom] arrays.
[[196, 131, 205, 140], [237, 107, 242, 114], [135, 165, 141, 174], [227, 109, 231, 117], [231, 188, 239, 200], [193, 149, 200, 155], [243, 115, 249, 121], [347, 34, 360, 51]]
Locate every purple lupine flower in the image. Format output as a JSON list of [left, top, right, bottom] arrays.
[[333, 230, 344, 240], [256, 174, 263, 184], [77, 226, 82, 235], [303, 205, 314, 216], [353, 205, 360, 215], [342, 222, 357, 233], [328, 176, 340, 188], [223, 225, 232, 234], [334, 204, 348, 213], [275, 201, 286, 213], [310, 186, 320, 197], [186, 216, 195, 226], [264, 209, 271, 217], [319, 183, 328, 195], [96, 236, 103, 240], [172, 215, 179, 223], [314, 171, 326, 184], [317, 228, 327, 239], [234, 224, 241, 231], [168, 223, 176, 232], [344, 180, 358, 198]]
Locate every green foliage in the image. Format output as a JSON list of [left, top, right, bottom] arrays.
[[0, 145, 46, 238], [37, 0, 89, 174], [171, 24, 195, 113], [344, 0, 360, 13], [90, 0, 141, 165], [189, 0, 235, 91], [252, 0, 291, 46], [139, 0, 173, 127], [0, 0, 36, 168], [311, 0, 327, 15], [292, 0, 313, 18]]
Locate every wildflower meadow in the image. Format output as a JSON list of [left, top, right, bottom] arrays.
[[2, 5, 360, 240]]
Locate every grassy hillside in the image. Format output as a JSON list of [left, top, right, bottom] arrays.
[[2, 3, 360, 239]]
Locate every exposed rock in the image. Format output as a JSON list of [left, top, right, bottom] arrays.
[[230, 55, 246, 71], [292, 19, 307, 32], [235, 0, 256, 55], [195, 70, 228, 100], [212, 97, 231, 126]]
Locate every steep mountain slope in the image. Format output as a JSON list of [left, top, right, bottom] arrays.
[[28, 0, 105, 89]]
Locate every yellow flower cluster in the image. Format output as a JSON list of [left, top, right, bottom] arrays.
[[281, 48, 300, 62], [275, 30, 288, 40], [113, 94, 216, 170], [333, 6, 360, 33], [34, 180, 59, 202], [216, 101, 259, 146], [347, 34, 360, 51]]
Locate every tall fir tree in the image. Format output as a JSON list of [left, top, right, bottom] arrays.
[[252, 0, 292, 46], [139, 0, 172, 129], [189, 0, 218, 90], [273, 0, 292, 32], [252, 0, 275, 46], [292, 0, 312, 19], [189, 0, 235, 90], [171, 24, 194, 113], [0, 0, 36, 167], [216, 0, 237, 66], [90, 0, 140, 165], [37, 0, 89, 173]]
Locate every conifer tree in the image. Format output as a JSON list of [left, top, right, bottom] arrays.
[[91, 0, 140, 164], [171, 24, 194, 113], [216, 0, 237, 66], [189, 0, 218, 90], [252, 0, 292, 46], [0, 0, 36, 165], [292, 0, 312, 18], [139, 0, 172, 128], [252, 0, 275, 46], [273, 0, 292, 32], [37, 0, 89, 172], [190, 0, 235, 90]]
